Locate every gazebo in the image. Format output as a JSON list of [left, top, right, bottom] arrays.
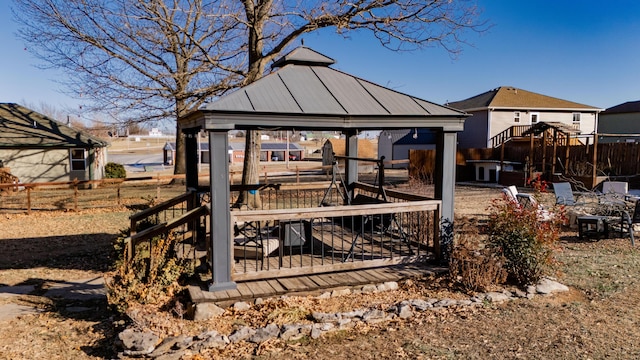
[[178, 47, 469, 293]]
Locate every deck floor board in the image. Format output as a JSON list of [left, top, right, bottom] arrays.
[[189, 263, 446, 305]]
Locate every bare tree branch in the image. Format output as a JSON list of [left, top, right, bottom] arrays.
[[12, 0, 487, 175]]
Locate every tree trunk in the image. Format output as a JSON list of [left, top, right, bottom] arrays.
[[174, 121, 186, 174]]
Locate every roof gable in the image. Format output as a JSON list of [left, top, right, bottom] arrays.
[[0, 103, 108, 148], [602, 100, 640, 114], [448, 86, 601, 111]]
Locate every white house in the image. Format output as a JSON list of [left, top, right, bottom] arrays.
[[447, 86, 603, 149]]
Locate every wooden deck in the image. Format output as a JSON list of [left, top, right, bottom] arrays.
[[188, 263, 447, 307]]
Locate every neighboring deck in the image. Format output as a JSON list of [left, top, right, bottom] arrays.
[[188, 262, 447, 307]]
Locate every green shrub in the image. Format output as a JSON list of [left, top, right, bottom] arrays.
[[486, 192, 562, 286], [105, 162, 127, 178]]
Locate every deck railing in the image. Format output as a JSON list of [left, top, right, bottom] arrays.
[[230, 184, 440, 281], [490, 125, 531, 148], [127, 190, 207, 261]]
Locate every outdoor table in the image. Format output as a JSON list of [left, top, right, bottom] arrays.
[[577, 215, 609, 240]]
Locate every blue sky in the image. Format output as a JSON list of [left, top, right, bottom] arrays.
[[1, 0, 640, 118]]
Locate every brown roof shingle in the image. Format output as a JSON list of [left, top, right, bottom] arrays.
[[447, 86, 601, 111]]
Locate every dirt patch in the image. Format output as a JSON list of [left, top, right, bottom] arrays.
[[1, 185, 640, 359]]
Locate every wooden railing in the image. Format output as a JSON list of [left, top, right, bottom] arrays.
[[129, 190, 198, 236], [230, 183, 440, 281], [491, 125, 531, 148], [125, 204, 209, 262]]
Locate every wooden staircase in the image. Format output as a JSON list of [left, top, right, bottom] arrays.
[[490, 125, 531, 148]]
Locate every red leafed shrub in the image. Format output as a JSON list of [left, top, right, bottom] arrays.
[[486, 192, 562, 286]]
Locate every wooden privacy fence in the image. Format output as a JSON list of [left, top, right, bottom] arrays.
[[409, 149, 494, 181], [501, 142, 640, 177], [409, 143, 640, 180]]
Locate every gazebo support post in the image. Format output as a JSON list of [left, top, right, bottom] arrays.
[[564, 133, 571, 174], [551, 129, 558, 176], [207, 130, 237, 292], [591, 132, 598, 189], [541, 129, 547, 178], [528, 132, 535, 181], [184, 129, 200, 203], [345, 130, 358, 202], [434, 130, 457, 259]]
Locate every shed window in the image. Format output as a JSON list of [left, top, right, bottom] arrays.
[[572, 113, 581, 123], [70, 149, 87, 171], [514, 111, 520, 123]]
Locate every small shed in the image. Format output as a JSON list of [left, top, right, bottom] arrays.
[[0, 103, 108, 184], [378, 129, 437, 168], [178, 46, 469, 292]]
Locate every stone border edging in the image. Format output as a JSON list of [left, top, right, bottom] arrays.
[[117, 277, 569, 358]]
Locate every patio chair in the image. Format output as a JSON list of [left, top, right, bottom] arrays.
[[553, 182, 598, 227], [601, 181, 630, 205], [553, 182, 581, 206], [602, 181, 629, 196], [501, 186, 553, 222], [620, 198, 640, 246]]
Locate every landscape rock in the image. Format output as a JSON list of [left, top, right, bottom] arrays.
[[514, 288, 528, 298], [249, 324, 280, 343], [362, 309, 388, 323], [193, 303, 225, 321], [199, 334, 229, 349], [154, 350, 190, 360], [341, 309, 366, 319], [148, 336, 188, 357], [361, 284, 378, 293], [233, 301, 251, 311], [397, 303, 413, 319], [229, 326, 256, 343], [119, 328, 159, 356], [331, 288, 351, 297], [377, 281, 399, 292], [536, 278, 570, 294], [310, 323, 335, 339], [408, 299, 432, 311], [433, 299, 458, 307], [280, 324, 305, 341], [485, 292, 511, 303], [312, 312, 341, 323]]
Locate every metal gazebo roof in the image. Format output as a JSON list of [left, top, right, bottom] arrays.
[[179, 46, 469, 131]]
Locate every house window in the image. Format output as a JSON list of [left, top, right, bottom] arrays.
[[514, 111, 520, 123], [572, 113, 581, 123], [70, 149, 87, 171], [530, 112, 539, 124]]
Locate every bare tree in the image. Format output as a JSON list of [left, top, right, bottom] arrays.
[[13, 0, 486, 181]]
